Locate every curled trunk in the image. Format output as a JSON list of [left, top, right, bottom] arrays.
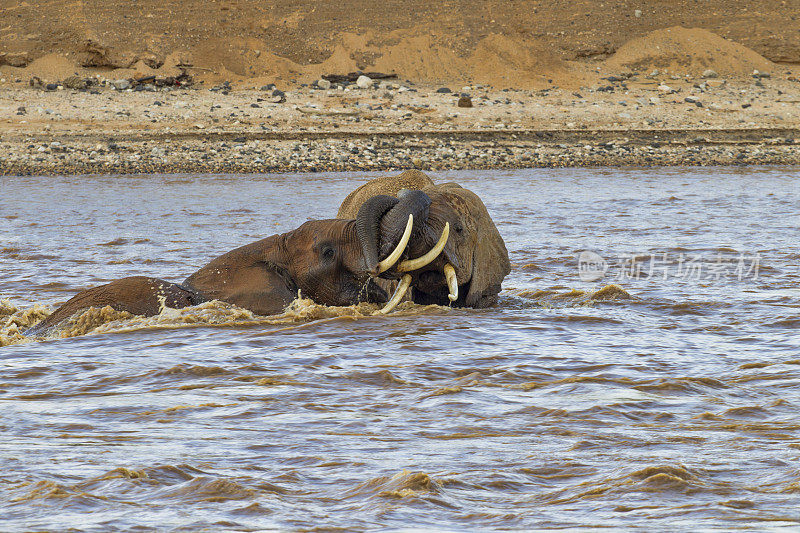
[[378, 190, 431, 257], [355, 190, 431, 275], [355, 195, 398, 274]]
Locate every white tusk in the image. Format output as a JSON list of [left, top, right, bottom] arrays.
[[374, 274, 412, 315], [444, 263, 458, 302], [397, 222, 450, 273], [376, 214, 413, 274]]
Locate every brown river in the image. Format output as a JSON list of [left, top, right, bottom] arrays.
[[1, 167, 799, 531]]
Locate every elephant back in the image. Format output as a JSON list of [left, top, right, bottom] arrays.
[[337, 169, 434, 218]]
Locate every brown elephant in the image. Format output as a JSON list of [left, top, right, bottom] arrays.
[[27, 215, 436, 336], [338, 170, 510, 310]]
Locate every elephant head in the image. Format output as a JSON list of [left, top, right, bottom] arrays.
[[338, 170, 510, 311], [183, 218, 391, 315]]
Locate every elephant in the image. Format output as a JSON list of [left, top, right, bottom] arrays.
[[27, 216, 439, 336], [338, 170, 510, 310], [25, 276, 206, 336]]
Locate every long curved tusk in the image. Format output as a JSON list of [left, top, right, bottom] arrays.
[[374, 274, 412, 315], [376, 214, 413, 274], [397, 222, 450, 273], [444, 263, 458, 302]]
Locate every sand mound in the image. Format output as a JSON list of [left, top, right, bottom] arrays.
[[188, 37, 304, 85], [18, 54, 81, 82], [78, 28, 581, 89], [1, 23, 779, 88], [604, 27, 774, 76], [369, 33, 467, 84], [195, 29, 579, 89], [307, 31, 581, 89], [469, 33, 579, 89]]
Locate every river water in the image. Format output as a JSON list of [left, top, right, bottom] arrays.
[[1, 167, 798, 531]]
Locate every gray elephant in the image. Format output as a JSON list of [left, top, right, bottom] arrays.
[[27, 213, 434, 335], [339, 170, 510, 310]]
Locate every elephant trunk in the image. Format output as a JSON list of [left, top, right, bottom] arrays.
[[378, 190, 431, 258], [355, 190, 432, 275], [355, 195, 398, 274]]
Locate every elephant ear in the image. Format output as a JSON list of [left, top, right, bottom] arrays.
[[337, 169, 435, 218], [438, 184, 510, 308], [183, 235, 298, 316]]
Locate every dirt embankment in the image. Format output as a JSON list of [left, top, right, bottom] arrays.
[[1, 1, 799, 88], [3, 1, 800, 176]]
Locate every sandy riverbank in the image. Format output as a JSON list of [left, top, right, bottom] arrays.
[[3, 15, 800, 174], [2, 72, 800, 175]]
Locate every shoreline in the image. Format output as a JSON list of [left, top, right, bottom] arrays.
[[2, 79, 800, 175], [3, 127, 799, 176]]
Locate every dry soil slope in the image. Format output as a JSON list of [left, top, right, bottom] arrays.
[[0, 0, 796, 86]]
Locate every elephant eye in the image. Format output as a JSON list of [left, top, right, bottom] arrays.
[[454, 222, 464, 233], [321, 245, 336, 260]]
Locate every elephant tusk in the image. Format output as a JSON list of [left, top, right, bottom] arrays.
[[376, 214, 413, 274], [444, 263, 458, 302], [374, 274, 412, 315], [397, 222, 450, 273]]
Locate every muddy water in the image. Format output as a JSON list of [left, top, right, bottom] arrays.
[[1, 167, 799, 531]]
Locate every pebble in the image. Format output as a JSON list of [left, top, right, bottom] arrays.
[[634, 9, 642, 17], [356, 75, 373, 89], [658, 84, 673, 93], [111, 79, 130, 91], [270, 90, 286, 103], [702, 69, 719, 79], [457, 96, 473, 108], [316, 79, 331, 90], [5, 79, 798, 175], [6, 134, 798, 175]]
